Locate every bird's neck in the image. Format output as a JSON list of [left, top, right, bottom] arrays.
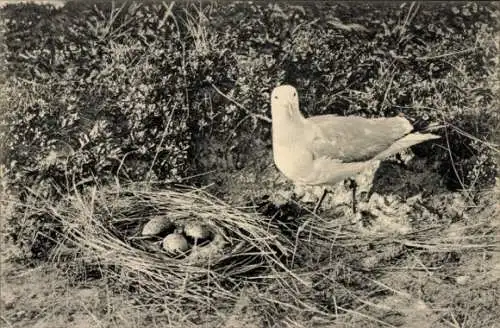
[[272, 110, 306, 145]]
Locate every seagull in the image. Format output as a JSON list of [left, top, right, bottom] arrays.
[[270, 85, 440, 213]]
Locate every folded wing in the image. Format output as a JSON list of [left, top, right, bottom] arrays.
[[307, 115, 414, 162]]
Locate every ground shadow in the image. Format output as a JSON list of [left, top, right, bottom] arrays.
[[369, 158, 446, 200]]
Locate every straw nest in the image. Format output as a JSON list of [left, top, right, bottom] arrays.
[[48, 183, 310, 321]]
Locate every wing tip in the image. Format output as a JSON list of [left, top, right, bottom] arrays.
[[410, 132, 441, 141]]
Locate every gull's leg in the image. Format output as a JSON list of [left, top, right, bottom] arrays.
[[313, 188, 328, 214], [346, 178, 358, 213]]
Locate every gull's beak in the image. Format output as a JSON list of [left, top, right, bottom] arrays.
[[286, 102, 299, 119]]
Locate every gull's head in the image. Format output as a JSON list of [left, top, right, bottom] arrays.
[[270, 85, 301, 123]]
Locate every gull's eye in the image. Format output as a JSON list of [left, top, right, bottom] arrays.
[[274, 96, 278, 99], [293, 92, 296, 97]]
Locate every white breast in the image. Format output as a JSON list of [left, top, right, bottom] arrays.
[[273, 142, 313, 183]]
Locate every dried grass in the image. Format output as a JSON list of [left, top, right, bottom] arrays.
[[32, 178, 499, 327], [46, 181, 297, 324]]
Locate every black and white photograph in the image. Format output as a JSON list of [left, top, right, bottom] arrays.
[[0, 1, 499, 327]]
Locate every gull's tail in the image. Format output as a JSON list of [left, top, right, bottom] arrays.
[[374, 132, 441, 160]]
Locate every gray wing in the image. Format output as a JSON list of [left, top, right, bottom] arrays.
[[307, 115, 414, 162]]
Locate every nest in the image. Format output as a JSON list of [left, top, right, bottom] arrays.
[[48, 183, 304, 322]]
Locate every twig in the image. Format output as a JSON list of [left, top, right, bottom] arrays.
[[146, 99, 174, 182], [336, 305, 398, 328], [225, 114, 252, 145], [443, 119, 473, 202], [0, 316, 13, 328], [388, 48, 476, 62], [445, 121, 500, 153], [399, 2, 419, 42], [366, 278, 412, 299], [381, 70, 396, 110], [210, 83, 272, 123], [399, 240, 495, 251], [416, 48, 476, 61]]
